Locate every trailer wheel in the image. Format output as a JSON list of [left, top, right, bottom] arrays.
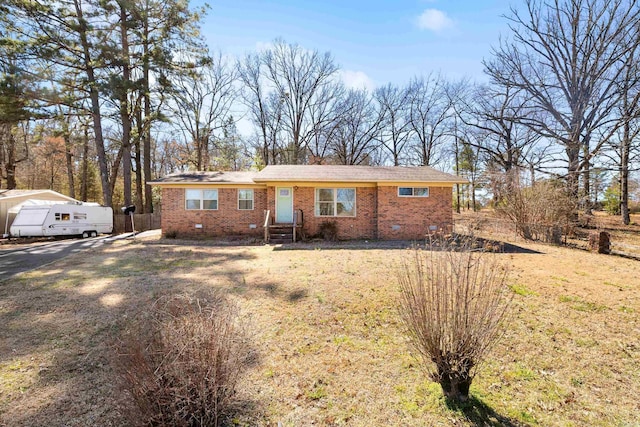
[[82, 231, 89, 239], [90, 231, 97, 238]]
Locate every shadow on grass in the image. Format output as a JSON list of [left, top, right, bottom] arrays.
[[445, 395, 530, 427], [272, 238, 543, 254], [0, 241, 270, 426]]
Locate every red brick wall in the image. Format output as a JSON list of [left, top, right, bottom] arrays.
[[160, 184, 452, 240], [161, 187, 267, 237], [290, 186, 377, 240], [377, 186, 453, 240]]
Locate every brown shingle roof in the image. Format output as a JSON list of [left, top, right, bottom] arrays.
[[148, 171, 259, 185], [254, 165, 466, 183], [148, 165, 466, 185]]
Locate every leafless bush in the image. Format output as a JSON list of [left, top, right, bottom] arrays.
[[164, 229, 178, 239], [114, 292, 253, 426], [318, 220, 338, 241], [398, 243, 512, 401], [498, 180, 576, 242]]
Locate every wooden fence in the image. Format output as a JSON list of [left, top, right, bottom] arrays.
[[113, 212, 161, 234]]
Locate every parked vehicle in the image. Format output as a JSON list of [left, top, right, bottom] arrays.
[[10, 202, 113, 238]]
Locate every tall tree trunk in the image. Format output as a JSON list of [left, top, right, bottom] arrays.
[[73, 0, 112, 207], [471, 180, 476, 211], [109, 146, 124, 199], [63, 132, 76, 199], [5, 131, 17, 190], [582, 138, 592, 214], [621, 121, 631, 225], [135, 134, 143, 211], [566, 142, 580, 221], [119, 1, 132, 218], [81, 126, 89, 202], [59, 106, 76, 199], [142, 3, 153, 213], [135, 101, 145, 212], [454, 134, 460, 213]]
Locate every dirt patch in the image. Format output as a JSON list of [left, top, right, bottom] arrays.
[[0, 232, 638, 426]]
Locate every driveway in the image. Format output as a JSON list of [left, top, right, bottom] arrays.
[[0, 235, 130, 282]]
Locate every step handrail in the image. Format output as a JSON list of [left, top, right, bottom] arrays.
[[263, 210, 271, 243], [293, 210, 298, 242], [292, 209, 303, 242]]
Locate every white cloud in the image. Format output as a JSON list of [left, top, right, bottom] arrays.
[[254, 41, 274, 52], [340, 70, 376, 92], [417, 9, 454, 32]]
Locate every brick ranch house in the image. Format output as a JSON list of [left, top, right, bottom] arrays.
[[149, 165, 466, 241]]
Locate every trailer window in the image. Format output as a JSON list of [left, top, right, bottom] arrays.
[[74, 213, 87, 220], [55, 213, 71, 221]]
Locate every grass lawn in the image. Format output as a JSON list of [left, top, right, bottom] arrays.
[[0, 234, 638, 426]]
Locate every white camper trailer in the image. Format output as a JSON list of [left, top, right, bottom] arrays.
[[10, 202, 113, 238]]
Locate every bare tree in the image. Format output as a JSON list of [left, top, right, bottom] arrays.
[[237, 53, 283, 165], [485, 0, 640, 206], [330, 89, 385, 165], [457, 83, 554, 203], [407, 75, 452, 167], [375, 83, 413, 165], [613, 40, 640, 224], [171, 53, 237, 171], [262, 39, 340, 164], [238, 40, 340, 165], [306, 81, 345, 163]]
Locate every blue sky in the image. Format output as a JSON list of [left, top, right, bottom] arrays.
[[195, 0, 516, 89]]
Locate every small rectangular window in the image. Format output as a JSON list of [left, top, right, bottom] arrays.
[[203, 190, 218, 210], [238, 189, 254, 210], [73, 213, 87, 220], [185, 189, 202, 210], [398, 187, 429, 197]]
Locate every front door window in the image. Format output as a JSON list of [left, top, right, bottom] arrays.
[[276, 187, 293, 223]]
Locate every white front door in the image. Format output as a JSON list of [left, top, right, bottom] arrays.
[[276, 187, 293, 223]]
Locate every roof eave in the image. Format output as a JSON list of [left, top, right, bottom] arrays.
[[253, 178, 468, 185], [0, 190, 78, 202], [148, 181, 265, 186]]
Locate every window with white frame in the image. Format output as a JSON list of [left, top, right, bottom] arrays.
[[238, 189, 254, 210], [315, 188, 356, 217], [185, 189, 218, 210], [398, 187, 429, 197]]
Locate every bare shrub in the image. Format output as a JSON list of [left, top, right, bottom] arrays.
[[114, 292, 253, 426], [398, 243, 512, 402], [318, 220, 338, 241], [164, 229, 178, 239], [498, 180, 576, 242]]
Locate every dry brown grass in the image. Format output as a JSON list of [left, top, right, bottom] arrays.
[[0, 231, 639, 426]]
